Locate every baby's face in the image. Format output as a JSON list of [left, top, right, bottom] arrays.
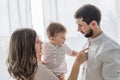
[[52, 32, 66, 46]]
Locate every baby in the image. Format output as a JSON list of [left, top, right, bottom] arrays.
[[42, 22, 78, 80]]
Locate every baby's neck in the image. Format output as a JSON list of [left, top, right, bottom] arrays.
[[50, 41, 61, 47], [50, 41, 57, 46]]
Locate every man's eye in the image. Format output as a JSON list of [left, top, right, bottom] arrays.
[[79, 25, 82, 27]]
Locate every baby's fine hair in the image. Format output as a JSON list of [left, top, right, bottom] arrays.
[[47, 22, 66, 38]]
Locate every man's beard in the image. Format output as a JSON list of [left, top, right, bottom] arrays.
[[85, 28, 93, 38]]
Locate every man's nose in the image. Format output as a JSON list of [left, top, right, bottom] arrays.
[[78, 27, 82, 32]]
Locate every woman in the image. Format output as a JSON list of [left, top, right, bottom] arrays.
[[7, 28, 87, 80]]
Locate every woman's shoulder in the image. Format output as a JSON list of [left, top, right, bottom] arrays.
[[34, 63, 59, 80]]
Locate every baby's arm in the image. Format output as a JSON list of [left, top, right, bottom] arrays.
[[71, 50, 78, 56]]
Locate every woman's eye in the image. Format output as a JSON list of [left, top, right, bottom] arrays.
[[36, 40, 39, 43]]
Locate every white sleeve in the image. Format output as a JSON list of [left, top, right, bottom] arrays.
[[101, 49, 120, 80], [34, 63, 59, 80], [63, 44, 72, 55]]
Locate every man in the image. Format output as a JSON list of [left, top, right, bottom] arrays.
[[74, 4, 120, 80]]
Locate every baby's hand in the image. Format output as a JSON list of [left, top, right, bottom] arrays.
[[58, 73, 65, 80]]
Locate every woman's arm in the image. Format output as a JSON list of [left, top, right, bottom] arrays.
[[68, 48, 88, 80]]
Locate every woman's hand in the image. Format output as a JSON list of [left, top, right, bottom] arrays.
[[76, 48, 88, 65], [67, 48, 88, 80]]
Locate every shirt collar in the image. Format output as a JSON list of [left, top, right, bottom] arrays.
[[48, 42, 58, 48], [88, 32, 106, 45]]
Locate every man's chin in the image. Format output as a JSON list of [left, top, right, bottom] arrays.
[[85, 34, 93, 38]]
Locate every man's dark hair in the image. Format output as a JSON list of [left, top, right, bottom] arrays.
[[74, 4, 101, 25]]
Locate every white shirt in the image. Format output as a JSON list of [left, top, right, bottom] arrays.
[[34, 63, 59, 80], [42, 42, 72, 76], [80, 32, 120, 80]]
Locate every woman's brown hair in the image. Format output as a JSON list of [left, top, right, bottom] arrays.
[[7, 28, 37, 80]]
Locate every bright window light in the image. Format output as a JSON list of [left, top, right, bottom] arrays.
[[31, 0, 45, 41]]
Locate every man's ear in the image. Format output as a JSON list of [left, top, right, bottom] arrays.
[[90, 20, 97, 28]]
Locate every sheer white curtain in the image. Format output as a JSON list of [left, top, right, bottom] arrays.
[[31, 0, 45, 41], [0, 0, 32, 37], [0, 0, 32, 80]]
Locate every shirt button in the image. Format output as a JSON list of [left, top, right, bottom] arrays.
[[117, 72, 120, 74]]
